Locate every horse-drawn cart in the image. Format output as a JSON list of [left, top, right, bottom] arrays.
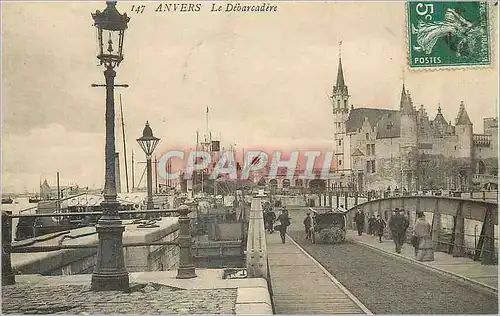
[[310, 207, 347, 244]]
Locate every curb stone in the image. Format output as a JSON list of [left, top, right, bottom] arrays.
[[235, 286, 273, 315]]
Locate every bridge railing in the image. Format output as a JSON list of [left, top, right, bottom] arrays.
[[341, 194, 497, 265], [245, 198, 268, 279], [2, 205, 197, 286]]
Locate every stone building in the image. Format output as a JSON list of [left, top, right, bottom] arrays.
[[330, 55, 498, 192]]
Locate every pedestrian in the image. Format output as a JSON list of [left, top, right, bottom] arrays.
[[303, 212, 312, 240], [374, 215, 386, 243], [354, 209, 364, 236], [276, 208, 291, 243], [368, 215, 376, 236], [413, 212, 434, 261], [265, 209, 276, 233], [389, 208, 408, 253]]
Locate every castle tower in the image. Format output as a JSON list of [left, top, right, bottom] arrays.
[[455, 101, 473, 158], [332, 45, 350, 172], [399, 84, 418, 190], [455, 101, 473, 190]]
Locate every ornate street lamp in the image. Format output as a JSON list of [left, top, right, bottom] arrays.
[[137, 121, 161, 217], [90, 0, 130, 292]]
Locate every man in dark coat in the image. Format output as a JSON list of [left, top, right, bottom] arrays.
[[354, 209, 364, 236], [374, 215, 386, 243], [276, 209, 291, 243], [368, 215, 376, 235], [389, 208, 409, 253], [303, 212, 312, 240], [265, 209, 276, 233]]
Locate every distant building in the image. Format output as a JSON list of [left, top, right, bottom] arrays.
[[40, 179, 81, 200], [329, 54, 498, 192]]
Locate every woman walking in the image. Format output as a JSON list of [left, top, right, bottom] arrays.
[[412, 212, 434, 261]]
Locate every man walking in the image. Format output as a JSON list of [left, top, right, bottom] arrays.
[[374, 215, 386, 243], [277, 209, 291, 244], [265, 209, 276, 233], [368, 215, 376, 236], [354, 209, 364, 236], [303, 212, 312, 240], [389, 208, 409, 253]]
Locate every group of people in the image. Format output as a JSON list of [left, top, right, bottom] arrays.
[[353, 208, 434, 262], [263, 206, 291, 244], [354, 210, 386, 243]]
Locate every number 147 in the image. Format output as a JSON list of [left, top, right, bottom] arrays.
[[131, 5, 146, 14]]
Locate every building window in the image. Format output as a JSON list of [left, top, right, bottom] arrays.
[[339, 160, 342, 166], [366, 144, 370, 155], [338, 139, 342, 146], [366, 160, 376, 173], [344, 100, 347, 108], [372, 144, 375, 155], [337, 100, 340, 108], [365, 133, 369, 140]]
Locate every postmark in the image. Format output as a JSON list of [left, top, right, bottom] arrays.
[[407, 1, 491, 69]]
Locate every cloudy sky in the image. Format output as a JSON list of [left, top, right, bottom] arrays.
[[2, 1, 498, 193]]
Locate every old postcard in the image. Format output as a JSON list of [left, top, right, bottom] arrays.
[[1, 1, 498, 315]]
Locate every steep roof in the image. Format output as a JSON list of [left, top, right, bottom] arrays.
[[433, 105, 448, 126], [455, 101, 472, 125], [346, 108, 400, 138], [376, 112, 401, 138]]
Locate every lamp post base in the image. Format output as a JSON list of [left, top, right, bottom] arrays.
[[176, 265, 197, 279], [91, 213, 129, 291], [91, 271, 129, 291]]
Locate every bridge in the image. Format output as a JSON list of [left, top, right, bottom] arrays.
[[246, 193, 498, 314]]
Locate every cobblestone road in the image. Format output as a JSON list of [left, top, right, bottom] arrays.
[[289, 230, 498, 314], [2, 283, 236, 314]]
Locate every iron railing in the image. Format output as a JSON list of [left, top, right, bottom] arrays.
[[2, 205, 197, 286]]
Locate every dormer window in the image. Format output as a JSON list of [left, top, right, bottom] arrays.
[[386, 122, 393, 130]]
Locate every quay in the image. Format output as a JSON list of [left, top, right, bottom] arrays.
[[2, 192, 498, 314]]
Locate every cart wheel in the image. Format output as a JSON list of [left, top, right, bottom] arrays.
[[312, 232, 316, 244]]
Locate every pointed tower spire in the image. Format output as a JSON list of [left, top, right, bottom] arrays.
[[400, 83, 407, 103], [456, 101, 472, 125], [336, 40, 345, 87]]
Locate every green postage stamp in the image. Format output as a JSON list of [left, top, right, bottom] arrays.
[[407, 1, 491, 68]]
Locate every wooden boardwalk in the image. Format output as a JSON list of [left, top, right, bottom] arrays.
[[267, 232, 369, 314]]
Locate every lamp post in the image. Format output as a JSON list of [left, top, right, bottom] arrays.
[[137, 121, 161, 218], [90, 0, 130, 292]]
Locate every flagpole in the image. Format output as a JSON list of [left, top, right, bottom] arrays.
[[206, 106, 209, 143], [196, 130, 199, 195]]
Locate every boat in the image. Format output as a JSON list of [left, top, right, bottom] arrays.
[[1, 197, 14, 204], [29, 195, 43, 203]]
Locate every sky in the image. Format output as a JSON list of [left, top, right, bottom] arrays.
[[1, 1, 498, 193]]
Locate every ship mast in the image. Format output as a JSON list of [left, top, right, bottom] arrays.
[[119, 95, 130, 193]]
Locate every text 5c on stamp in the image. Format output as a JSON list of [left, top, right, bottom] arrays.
[[407, 1, 491, 69]]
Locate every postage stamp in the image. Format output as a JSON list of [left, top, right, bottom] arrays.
[[407, 1, 491, 68]]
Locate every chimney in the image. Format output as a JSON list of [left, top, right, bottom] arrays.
[[115, 152, 122, 194]]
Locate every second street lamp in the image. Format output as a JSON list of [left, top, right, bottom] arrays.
[[137, 121, 160, 218]]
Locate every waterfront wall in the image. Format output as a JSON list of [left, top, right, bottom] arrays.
[[12, 218, 180, 276]]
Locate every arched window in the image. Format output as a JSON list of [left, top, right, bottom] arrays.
[[337, 100, 340, 108], [344, 100, 347, 108]]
